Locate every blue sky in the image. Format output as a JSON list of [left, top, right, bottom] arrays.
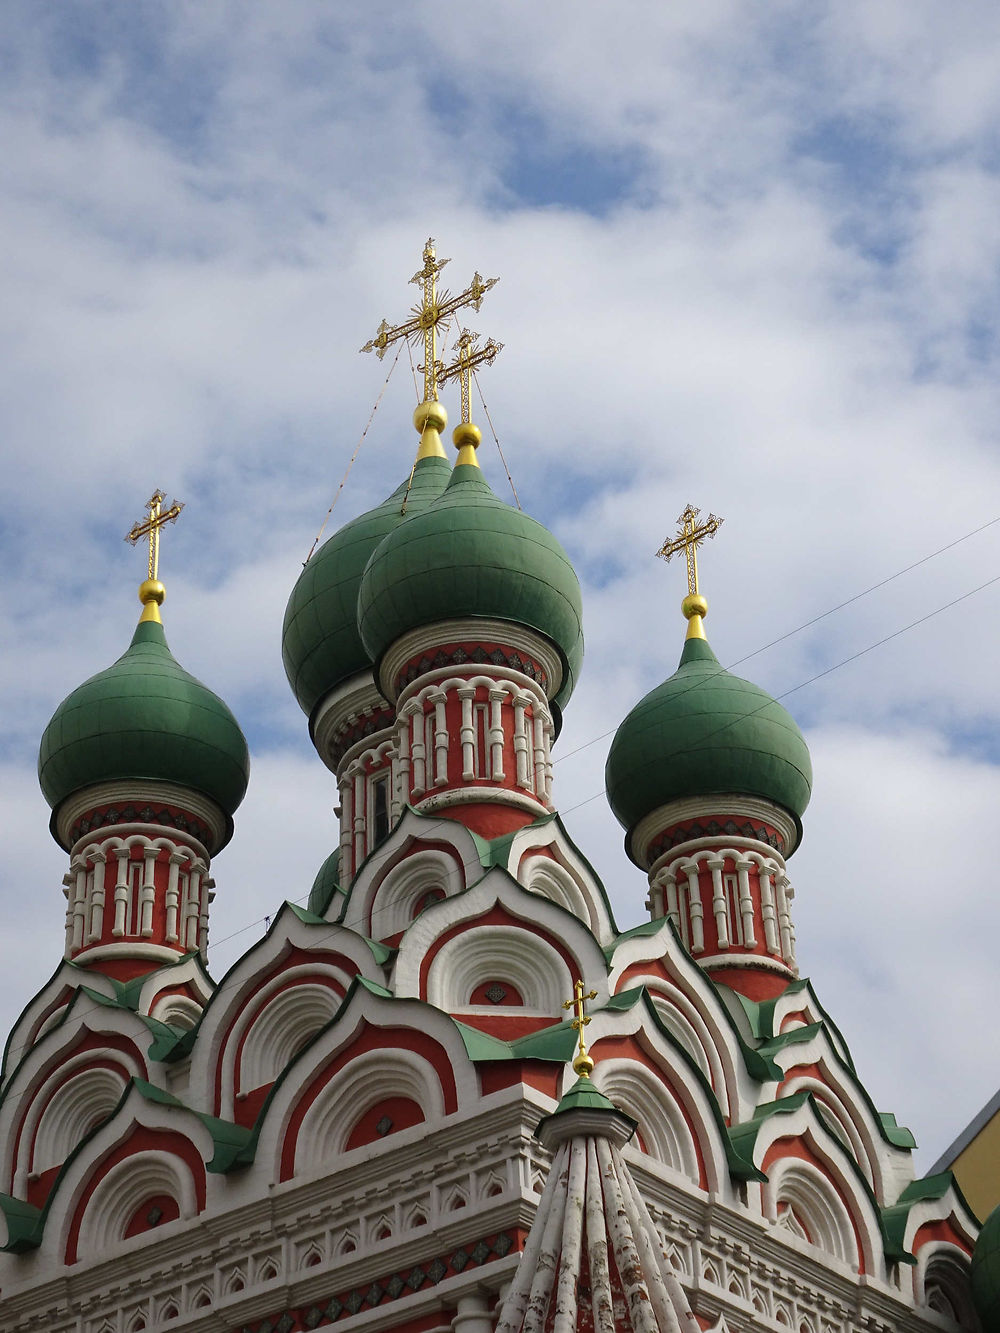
[[4, 1, 1000, 1166]]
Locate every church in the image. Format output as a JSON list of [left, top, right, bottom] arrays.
[[0, 240, 992, 1333]]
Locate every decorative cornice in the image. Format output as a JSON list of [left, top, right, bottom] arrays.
[[311, 670, 395, 777], [57, 781, 227, 856], [71, 941, 185, 968], [414, 788, 551, 818], [379, 619, 563, 704], [633, 796, 798, 870]]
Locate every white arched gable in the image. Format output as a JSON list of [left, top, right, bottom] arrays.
[[779, 1074, 876, 1191], [520, 856, 596, 932], [293, 1048, 446, 1174], [150, 995, 202, 1031], [648, 990, 727, 1112], [767, 1158, 859, 1271], [30, 1066, 128, 1182], [238, 983, 341, 1094], [592, 1059, 700, 1186], [367, 849, 466, 940], [73, 1149, 199, 1263], [425, 925, 572, 1015], [6, 1043, 144, 1196], [209, 962, 351, 1119], [915, 1242, 977, 1326]]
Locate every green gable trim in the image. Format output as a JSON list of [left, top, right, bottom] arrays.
[[878, 1112, 917, 1151], [0, 1194, 42, 1253], [129, 1080, 251, 1173]]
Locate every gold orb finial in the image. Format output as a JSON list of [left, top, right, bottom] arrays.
[[138, 579, 165, 624], [413, 400, 448, 460], [453, 420, 482, 468], [572, 1050, 595, 1078]]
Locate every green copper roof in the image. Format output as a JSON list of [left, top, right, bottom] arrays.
[[282, 455, 451, 718], [307, 847, 343, 916], [605, 636, 811, 848], [38, 618, 249, 835], [973, 1200, 1000, 1326], [357, 462, 584, 708]]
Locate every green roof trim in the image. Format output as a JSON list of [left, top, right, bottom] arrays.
[[38, 617, 249, 843], [357, 461, 584, 713], [878, 1111, 917, 1151], [306, 848, 345, 916], [605, 635, 811, 848], [882, 1171, 971, 1261], [552, 1075, 620, 1115], [129, 1079, 251, 1173], [0, 1194, 43, 1253]]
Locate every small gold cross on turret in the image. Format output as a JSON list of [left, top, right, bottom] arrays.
[[436, 328, 504, 425], [563, 979, 599, 1078], [125, 490, 184, 622], [656, 503, 723, 639], [360, 238, 499, 404]]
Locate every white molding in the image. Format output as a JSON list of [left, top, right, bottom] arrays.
[[312, 669, 393, 777], [414, 787, 550, 817], [71, 941, 183, 967], [634, 795, 799, 869], [379, 618, 563, 704], [58, 781, 227, 855]]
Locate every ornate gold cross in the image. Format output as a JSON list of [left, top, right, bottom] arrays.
[[563, 979, 599, 1078], [656, 503, 723, 598], [125, 490, 184, 582], [436, 328, 504, 424], [360, 238, 499, 403]]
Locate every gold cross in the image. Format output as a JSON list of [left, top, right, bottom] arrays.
[[435, 329, 504, 424], [360, 238, 499, 404], [656, 503, 723, 598], [563, 979, 599, 1078], [125, 490, 184, 582]]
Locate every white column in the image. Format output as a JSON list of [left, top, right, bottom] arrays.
[[352, 766, 366, 867], [165, 853, 183, 943], [70, 858, 87, 951], [662, 871, 679, 929], [185, 862, 203, 950], [488, 688, 506, 780], [458, 687, 476, 780], [388, 744, 402, 823], [112, 849, 130, 937], [140, 848, 157, 937], [395, 714, 412, 805], [452, 1291, 492, 1333], [759, 865, 780, 954], [685, 864, 704, 953], [198, 875, 213, 956], [775, 872, 794, 965], [409, 705, 427, 797], [88, 852, 107, 942], [708, 856, 729, 949], [513, 697, 531, 789], [532, 715, 547, 799], [338, 781, 353, 881], [543, 717, 554, 802], [735, 857, 757, 947], [62, 875, 73, 955], [430, 689, 449, 786]]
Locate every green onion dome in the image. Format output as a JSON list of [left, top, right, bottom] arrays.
[[973, 1202, 1000, 1330], [357, 440, 584, 713], [605, 635, 812, 847], [307, 847, 342, 917], [282, 453, 452, 720], [38, 611, 250, 841]]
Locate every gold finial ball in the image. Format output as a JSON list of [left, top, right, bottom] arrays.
[[413, 400, 448, 435], [452, 422, 482, 451], [681, 593, 708, 621], [572, 1051, 595, 1079], [139, 579, 165, 607]]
